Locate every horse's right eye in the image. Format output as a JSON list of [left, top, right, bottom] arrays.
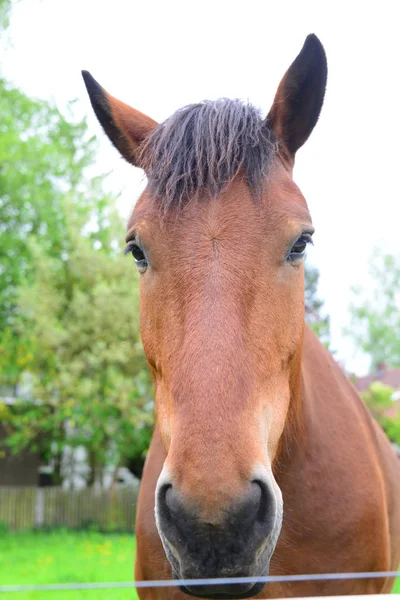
[[124, 242, 148, 274]]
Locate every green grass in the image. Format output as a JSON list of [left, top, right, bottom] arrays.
[[0, 529, 138, 599], [0, 530, 399, 598]]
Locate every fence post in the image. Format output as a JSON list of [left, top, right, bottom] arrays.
[[34, 487, 44, 527]]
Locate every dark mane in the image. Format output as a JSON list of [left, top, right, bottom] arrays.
[[139, 99, 277, 210]]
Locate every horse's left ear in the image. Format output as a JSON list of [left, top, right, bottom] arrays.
[[266, 34, 327, 161], [82, 71, 158, 167]]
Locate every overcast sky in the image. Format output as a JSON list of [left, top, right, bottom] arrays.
[[3, 0, 400, 375]]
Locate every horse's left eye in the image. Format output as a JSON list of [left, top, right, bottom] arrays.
[[287, 234, 312, 263]]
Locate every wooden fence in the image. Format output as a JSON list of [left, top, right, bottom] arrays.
[[0, 485, 139, 532]]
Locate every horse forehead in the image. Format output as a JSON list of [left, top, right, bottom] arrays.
[[127, 169, 310, 242]]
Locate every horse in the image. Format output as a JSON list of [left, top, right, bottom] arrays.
[[83, 34, 400, 599]]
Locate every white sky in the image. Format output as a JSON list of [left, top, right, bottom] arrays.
[[3, 0, 400, 375]]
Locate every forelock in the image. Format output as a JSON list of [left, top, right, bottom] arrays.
[[138, 99, 278, 211]]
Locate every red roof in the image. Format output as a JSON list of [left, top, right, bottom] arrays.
[[354, 366, 400, 392]]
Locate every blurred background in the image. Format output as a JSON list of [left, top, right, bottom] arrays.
[[0, 0, 399, 597]]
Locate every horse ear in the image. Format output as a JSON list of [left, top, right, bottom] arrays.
[[266, 34, 327, 161], [82, 71, 158, 167]]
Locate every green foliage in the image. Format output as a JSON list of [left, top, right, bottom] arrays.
[[361, 382, 400, 445], [3, 201, 153, 482], [304, 264, 330, 345], [361, 381, 394, 419], [347, 250, 400, 371], [0, 0, 11, 31], [0, 78, 98, 333]]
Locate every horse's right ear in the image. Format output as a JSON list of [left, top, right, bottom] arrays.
[[266, 34, 327, 162], [82, 71, 158, 167]]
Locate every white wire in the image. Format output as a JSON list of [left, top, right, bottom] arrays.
[[0, 570, 399, 592]]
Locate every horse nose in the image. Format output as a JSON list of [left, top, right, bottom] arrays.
[[156, 477, 279, 587], [161, 479, 267, 528]]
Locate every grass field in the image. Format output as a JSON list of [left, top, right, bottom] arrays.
[[0, 530, 138, 600], [0, 529, 398, 598]]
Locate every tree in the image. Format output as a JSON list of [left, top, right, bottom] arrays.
[[346, 251, 400, 371], [0, 69, 112, 398], [0, 0, 113, 379], [304, 264, 330, 345], [4, 208, 154, 485], [0, 82, 101, 333]]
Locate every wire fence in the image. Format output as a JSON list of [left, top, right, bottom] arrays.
[[1, 570, 400, 593]]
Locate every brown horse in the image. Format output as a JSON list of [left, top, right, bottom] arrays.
[[83, 35, 400, 599]]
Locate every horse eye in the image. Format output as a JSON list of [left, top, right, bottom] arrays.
[[287, 233, 312, 263], [124, 242, 148, 274]]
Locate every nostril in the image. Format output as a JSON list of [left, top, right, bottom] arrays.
[[158, 483, 173, 523], [252, 479, 272, 523]]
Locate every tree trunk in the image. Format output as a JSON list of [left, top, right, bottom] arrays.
[[87, 450, 97, 487]]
